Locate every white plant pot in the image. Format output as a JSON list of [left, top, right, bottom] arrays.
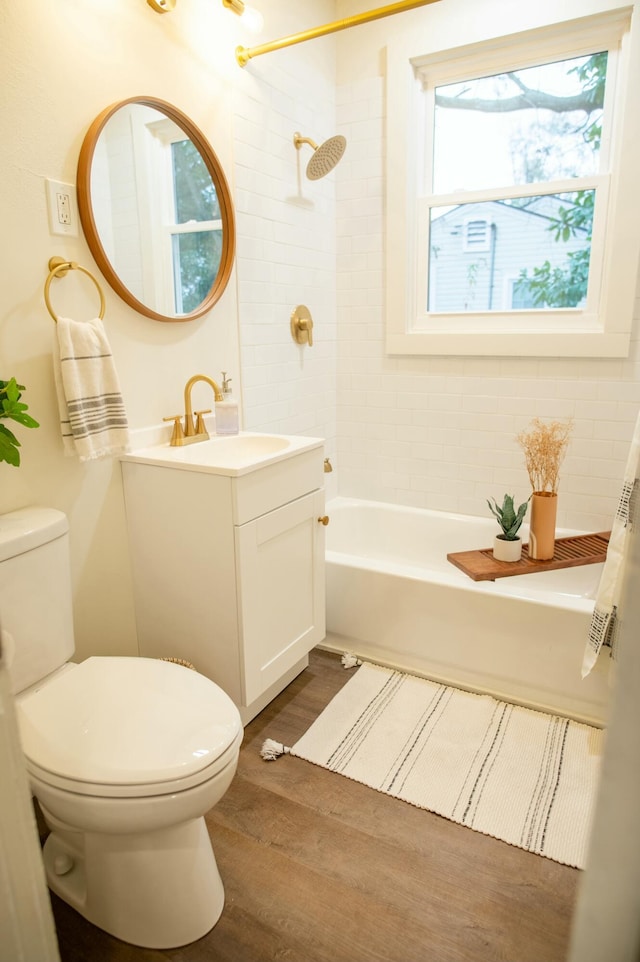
[[493, 535, 522, 562]]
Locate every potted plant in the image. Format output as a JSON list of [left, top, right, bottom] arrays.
[[487, 493, 529, 562], [0, 377, 39, 466], [516, 417, 572, 560]]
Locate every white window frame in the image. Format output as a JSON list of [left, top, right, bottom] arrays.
[[385, 6, 640, 357]]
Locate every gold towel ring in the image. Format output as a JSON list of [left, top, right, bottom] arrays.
[[44, 256, 106, 323]]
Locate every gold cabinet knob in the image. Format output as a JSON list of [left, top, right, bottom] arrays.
[[317, 515, 330, 526]]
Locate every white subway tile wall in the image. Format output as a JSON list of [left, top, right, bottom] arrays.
[[232, 9, 338, 494], [336, 76, 640, 532], [232, 29, 640, 533]]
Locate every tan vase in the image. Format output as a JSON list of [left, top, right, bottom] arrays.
[[528, 492, 558, 560]]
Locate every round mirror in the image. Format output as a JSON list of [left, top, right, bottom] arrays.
[[77, 97, 235, 322]]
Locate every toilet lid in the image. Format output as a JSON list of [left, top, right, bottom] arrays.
[[17, 657, 242, 788]]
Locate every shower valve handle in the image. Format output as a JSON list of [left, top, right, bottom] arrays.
[[290, 305, 314, 347], [298, 317, 313, 346]]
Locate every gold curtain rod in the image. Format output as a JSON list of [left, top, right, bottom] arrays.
[[235, 0, 442, 67]]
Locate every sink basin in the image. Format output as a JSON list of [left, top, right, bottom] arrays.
[[203, 434, 290, 459], [120, 431, 324, 477], [166, 433, 291, 467]]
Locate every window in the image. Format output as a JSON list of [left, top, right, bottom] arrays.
[[428, 53, 601, 316], [385, 7, 639, 356], [130, 112, 222, 317], [169, 139, 222, 314], [507, 275, 537, 311], [429, 192, 593, 313]]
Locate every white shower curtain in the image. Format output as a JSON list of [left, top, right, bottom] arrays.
[[582, 409, 640, 678]]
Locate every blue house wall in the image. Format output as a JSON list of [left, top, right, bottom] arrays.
[[428, 196, 589, 313]]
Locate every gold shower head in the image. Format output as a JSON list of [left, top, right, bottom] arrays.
[[293, 131, 347, 180]]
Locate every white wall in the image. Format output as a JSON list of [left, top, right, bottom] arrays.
[[0, 0, 337, 662], [232, 2, 339, 473], [335, 0, 640, 532]]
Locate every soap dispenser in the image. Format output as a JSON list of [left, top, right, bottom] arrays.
[[215, 372, 239, 435]]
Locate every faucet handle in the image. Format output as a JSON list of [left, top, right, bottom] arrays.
[[163, 414, 185, 446], [194, 409, 212, 438]]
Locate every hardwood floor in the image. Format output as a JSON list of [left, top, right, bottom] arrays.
[[49, 649, 579, 962]]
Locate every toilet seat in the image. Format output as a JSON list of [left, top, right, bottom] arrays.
[[23, 736, 242, 798], [17, 656, 242, 798]]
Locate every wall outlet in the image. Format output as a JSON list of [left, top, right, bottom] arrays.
[[46, 179, 78, 237]]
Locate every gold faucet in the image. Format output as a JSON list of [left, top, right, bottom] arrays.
[[163, 374, 223, 446]]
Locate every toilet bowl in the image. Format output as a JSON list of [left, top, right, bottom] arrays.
[[0, 506, 243, 950], [16, 655, 243, 949]]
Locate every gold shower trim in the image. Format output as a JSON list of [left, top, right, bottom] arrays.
[[235, 0, 442, 67]]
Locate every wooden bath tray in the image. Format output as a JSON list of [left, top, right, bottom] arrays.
[[447, 531, 610, 582]]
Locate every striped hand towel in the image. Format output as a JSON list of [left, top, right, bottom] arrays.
[[53, 316, 131, 461]]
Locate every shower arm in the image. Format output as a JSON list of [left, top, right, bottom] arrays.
[[294, 134, 319, 151], [235, 0, 442, 67]]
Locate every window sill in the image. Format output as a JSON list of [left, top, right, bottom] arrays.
[[385, 327, 631, 357]]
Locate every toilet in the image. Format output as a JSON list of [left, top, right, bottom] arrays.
[[0, 506, 243, 949]]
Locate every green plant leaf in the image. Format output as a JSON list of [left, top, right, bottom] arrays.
[[0, 377, 22, 401], [0, 377, 39, 465], [3, 406, 39, 429], [0, 422, 21, 467], [488, 493, 529, 540]]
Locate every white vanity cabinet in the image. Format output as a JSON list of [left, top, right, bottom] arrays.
[[121, 437, 326, 724]]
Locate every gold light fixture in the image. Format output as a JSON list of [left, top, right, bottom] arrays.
[[146, 0, 249, 15], [146, 0, 176, 12], [223, 0, 264, 33], [235, 0, 441, 67]]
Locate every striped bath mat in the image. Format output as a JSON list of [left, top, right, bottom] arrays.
[[265, 662, 604, 868]]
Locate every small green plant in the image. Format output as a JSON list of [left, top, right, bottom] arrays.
[[0, 378, 39, 467], [487, 493, 529, 541]]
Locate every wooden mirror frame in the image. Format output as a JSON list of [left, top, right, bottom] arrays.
[[77, 96, 236, 322]]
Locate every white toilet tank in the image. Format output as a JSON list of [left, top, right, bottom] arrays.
[[0, 506, 75, 695]]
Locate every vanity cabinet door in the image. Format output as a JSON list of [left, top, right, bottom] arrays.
[[235, 489, 325, 705]]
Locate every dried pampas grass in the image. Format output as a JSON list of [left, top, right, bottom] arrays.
[[517, 417, 573, 494]]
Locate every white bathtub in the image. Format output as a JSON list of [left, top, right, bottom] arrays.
[[324, 497, 611, 726]]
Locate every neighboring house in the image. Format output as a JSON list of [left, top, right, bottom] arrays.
[[428, 195, 589, 313]]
